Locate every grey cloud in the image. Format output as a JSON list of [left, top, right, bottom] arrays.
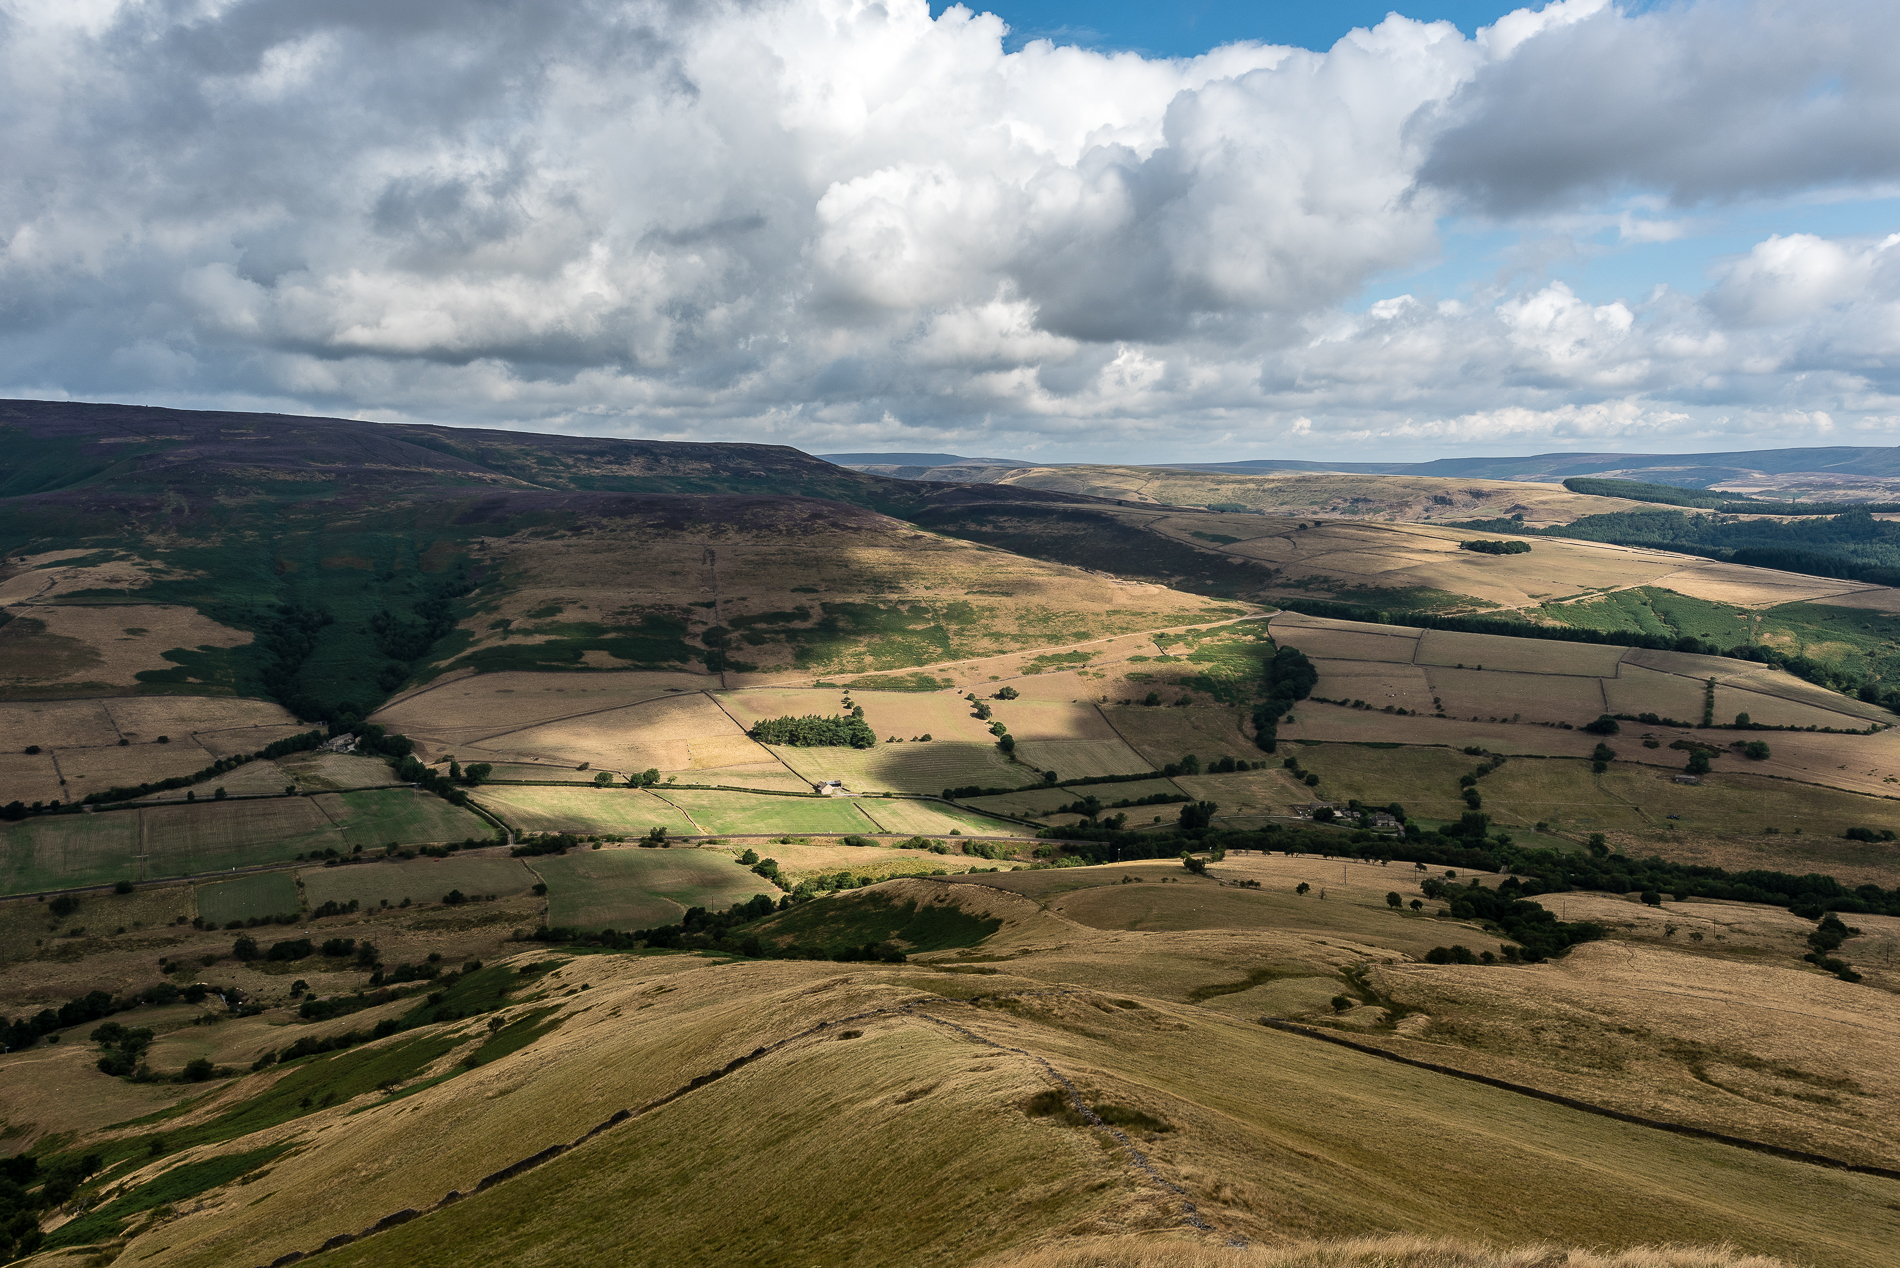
[[0, 0, 1895, 462], [1417, 0, 1900, 212]]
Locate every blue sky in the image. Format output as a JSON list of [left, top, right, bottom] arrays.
[[939, 0, 1898, 323], [931, 1, 1538, 55]]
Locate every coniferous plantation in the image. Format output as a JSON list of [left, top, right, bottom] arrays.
[[747, 713, 879, 748]]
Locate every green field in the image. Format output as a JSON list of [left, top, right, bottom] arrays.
[[0, 800, 340, 895], [144, 799, 342, 877], [0, 791, 497, 895], [197, 873, 299, 926], [469, 786, 699, 838], [1478, 756, 1900, 839], [0, 812, 142, 894], [1282, 743, 1477, 821], [533, 849, 773, 930], [1540, 591, 1900, 688], [1289, 740, 1900, 860], [657, 790, 882, 835], [299, 857, 538, 910], [854, 798, 1030, 837], [316, 790, 495, 850]]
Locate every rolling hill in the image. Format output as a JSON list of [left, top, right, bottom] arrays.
[[827, 444, 1900, 498], [8, 402, 1900, 1268], [3, 864, 1896, 1268]]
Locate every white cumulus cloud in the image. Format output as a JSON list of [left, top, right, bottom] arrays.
[[0, 0, 1896, 460]]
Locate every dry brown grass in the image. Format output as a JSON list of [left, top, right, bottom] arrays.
[[855, 797, 1034, 837], [1621, 648, 1886, 721], [375, 671, 714, 741], [973, 466, 1646, 527], [1619, 827, 1900, 888], [470, 785, 702, 837], [992, 699, 1123, 743], [1014, 738, 1155, 780], [57, 740, 217, 793], [1108, 706, 1262, 766], [1414, 630, 1627, 677], [1170, 768, 1316, 823], [275, 751, 395, 791], [0, 550, 190, 605], [1174, 516, 1873, 615], [0, 750, 64, 803], [453, 692, 775, 775], [0, 697, 301, 805], [984, 1237, 1789, 1268], [12, 862, 1900, 1268], [0, 605, 251, 694], [723, 687, 998, 747], [0, 699, 125, 747], [100, 696, 299, 736], [1276, 624, 1422, 665], [1649, 561, 1872, 609], [1368, 934, 1900, 1170], [1274, 614, 1892, 771]]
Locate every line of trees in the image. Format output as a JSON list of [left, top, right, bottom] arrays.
[[2, 979, 245, 1056], [1562, 476, 1900, 519], [1270, 595, 1886, 705], [1249, 645, 1319, 753], [531, 893, 911, 962], [1035, 818, 1900, 921], [7, 728, 329, 814], [1463, 506, 1900, 588]]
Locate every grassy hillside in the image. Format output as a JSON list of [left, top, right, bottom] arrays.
[[4, 867, 1896, 1268], [12, 403, 1900, 1267]]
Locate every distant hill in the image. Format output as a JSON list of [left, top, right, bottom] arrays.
[[1162, 446, 1900, 490], [0, 400, 1172, 722], [828, 444, 1900, 498], [817, 451, 1032, 467]]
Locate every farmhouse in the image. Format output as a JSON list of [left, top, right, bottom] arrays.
[[1293, 800, 1341, 820], [813, 779, 845, 795]]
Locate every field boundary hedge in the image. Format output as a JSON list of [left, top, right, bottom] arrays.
[[1268, 597, 1897, 706], [64, 729, 328, 809], [482, 779, 827, 797]]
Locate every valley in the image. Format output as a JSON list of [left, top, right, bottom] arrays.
[[2, 403, 1899, 1268]]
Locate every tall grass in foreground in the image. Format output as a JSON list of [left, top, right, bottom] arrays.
[[991, 1237, 1787, 1268]]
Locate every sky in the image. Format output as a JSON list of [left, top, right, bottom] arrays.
[[2, 0, 1898, 464]]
